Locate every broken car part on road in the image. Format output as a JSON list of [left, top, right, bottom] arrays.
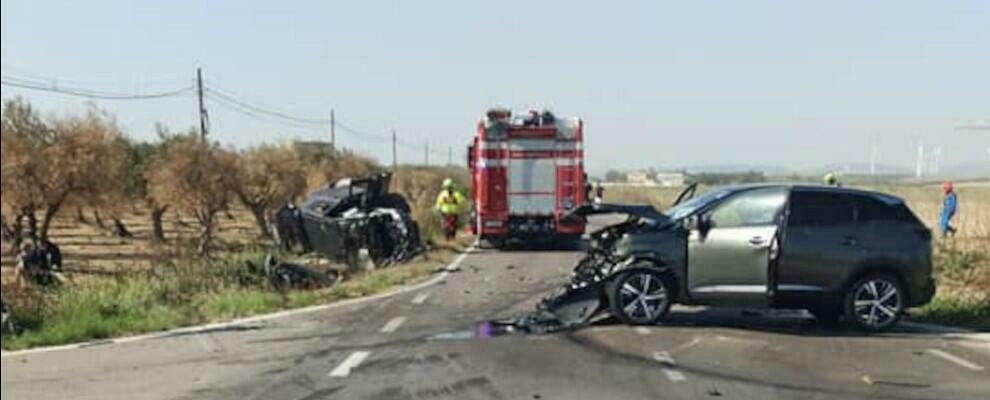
[[275, 173, 424, 270]]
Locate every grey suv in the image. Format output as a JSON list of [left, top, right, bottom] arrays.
[[554, 184, 936, 332]]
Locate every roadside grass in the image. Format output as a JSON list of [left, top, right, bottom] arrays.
[[1, 242, 467, 351], [913, 294, 990, 332]]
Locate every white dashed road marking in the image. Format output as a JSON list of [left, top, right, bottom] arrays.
[[654, 351, 687, 382], [412, 293, 430, 305], [329, 351, 371, 378], [635, 327, 652, 336], [927, 349, 985, 372], [380, 317, 407, 334]]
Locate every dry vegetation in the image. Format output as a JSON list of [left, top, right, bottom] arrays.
[[1, 99, 469, 349]]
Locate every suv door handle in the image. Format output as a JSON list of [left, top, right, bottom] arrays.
[[748, 237, 768, 247], [841, 236, 858, 247]]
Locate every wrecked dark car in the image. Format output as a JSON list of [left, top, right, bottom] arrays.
[[525, 184, 936, 333], [275, 173, 424, 269]]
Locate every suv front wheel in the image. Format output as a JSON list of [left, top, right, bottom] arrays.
[[607, 267, 676, 326], [844, 274, 905, 332]]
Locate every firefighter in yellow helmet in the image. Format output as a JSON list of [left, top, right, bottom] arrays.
[[824, 173, 840, 187], [435, 179, 467, 241]]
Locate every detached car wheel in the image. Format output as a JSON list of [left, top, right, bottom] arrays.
[[607, 268, 675, 326], [844, 274, 905, 332]]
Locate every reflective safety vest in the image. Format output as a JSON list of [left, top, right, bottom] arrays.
[[435, 189, 466, 215]]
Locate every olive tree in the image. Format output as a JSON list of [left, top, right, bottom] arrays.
[[0, 99, 127, 242], [145, 134, 237, 255], [234, 146, 307, 238]]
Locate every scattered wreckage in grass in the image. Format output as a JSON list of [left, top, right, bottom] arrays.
[[511, 183, 935, 334], [1, 298, 13, 335], [275, 173, 424, 270]]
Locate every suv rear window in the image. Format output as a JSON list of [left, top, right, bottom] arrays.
[[788, 191, 855, 227], [853, 196, 924, 226]]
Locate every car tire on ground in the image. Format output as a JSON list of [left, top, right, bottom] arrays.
[[843, 273, 906, 333], [607, 266, 676, 326]]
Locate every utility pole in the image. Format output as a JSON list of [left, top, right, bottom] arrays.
[[330, 108, 336, 152], [197, 68, 208, 141], [448, 146, 453, 167], [392, 129, 398, 172]]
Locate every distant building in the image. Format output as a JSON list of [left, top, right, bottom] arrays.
[[626, 171, 656, 186], [655, 172, 686, 187]]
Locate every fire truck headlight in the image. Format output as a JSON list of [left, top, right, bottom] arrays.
[[563, 199, 575, 210]]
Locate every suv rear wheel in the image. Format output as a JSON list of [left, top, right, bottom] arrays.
[[844, 274, 905, 332], [607, 267, 675, 326]]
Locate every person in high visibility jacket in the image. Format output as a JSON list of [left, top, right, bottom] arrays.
[[940, 181, 959, 238], [824, 173, 840, 187], [435, 179, 467, 241]]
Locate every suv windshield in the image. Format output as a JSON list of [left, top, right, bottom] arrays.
[[664, 188, 736, 220]]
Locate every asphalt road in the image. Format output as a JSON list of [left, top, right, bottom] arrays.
[[2, 246, 988, 400]]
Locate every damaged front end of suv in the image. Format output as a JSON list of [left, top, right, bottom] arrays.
[[275, 173, 425, 269], [513, 203, 688, 333]]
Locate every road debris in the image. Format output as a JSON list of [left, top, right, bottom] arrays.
[[248, 255, 340, 290]]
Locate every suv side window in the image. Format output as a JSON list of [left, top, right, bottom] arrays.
[[853, 196, 921, 225], [788, 191, 855, 227], [709, 188, 788, 228]]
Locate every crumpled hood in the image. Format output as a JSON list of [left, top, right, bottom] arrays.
[[567, 204, 671, 224]]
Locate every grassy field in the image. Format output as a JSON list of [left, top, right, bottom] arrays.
[[604, 182, 990, 330]]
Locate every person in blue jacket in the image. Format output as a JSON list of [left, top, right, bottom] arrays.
[[940, 181, 958, 238]]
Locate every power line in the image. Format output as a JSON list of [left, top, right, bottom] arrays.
[[1, 77, 193, 100], [204, 86, 329, 126]]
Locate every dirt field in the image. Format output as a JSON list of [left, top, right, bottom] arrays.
[[1, 208, 262, 282]]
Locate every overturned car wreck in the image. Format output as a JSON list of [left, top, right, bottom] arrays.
[[276, 173, 424, 269]]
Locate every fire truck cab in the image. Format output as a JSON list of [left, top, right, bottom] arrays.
[[468, 109, 587, 247]]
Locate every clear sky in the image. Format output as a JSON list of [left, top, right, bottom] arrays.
[[2, 0, 988, 175]]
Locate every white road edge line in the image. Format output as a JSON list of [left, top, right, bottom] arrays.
[[411, 293, 430, 305], [2, 247, 475, 359], [663, 369, 687, 382], [329, 351, 371, 378], [380, 317, 407, 334], [653, 351, 687, 382], [926, 349, 985, 372]]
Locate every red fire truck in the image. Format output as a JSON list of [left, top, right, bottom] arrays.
[[468, 109, 588, 246]]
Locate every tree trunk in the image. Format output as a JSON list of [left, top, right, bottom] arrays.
[[249, 205, 272, 239], [197, 213, 217, 257], [111, 217, 134, 238], [93, 211, 106, 230], [0, 212, 11, 242], [40, 207, 59, 243], [151, 207, 168, 243], [27, 211, 39, 243]]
